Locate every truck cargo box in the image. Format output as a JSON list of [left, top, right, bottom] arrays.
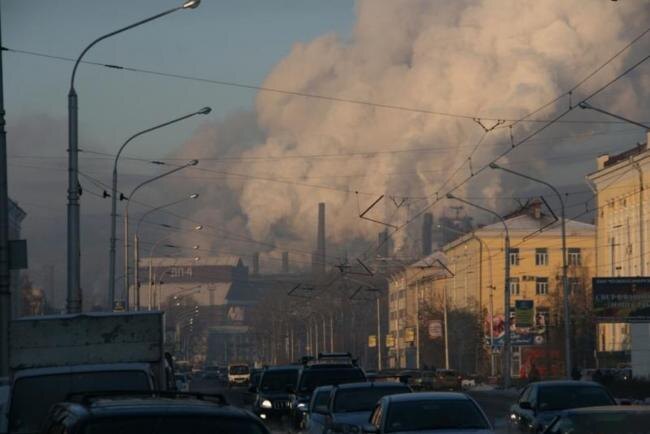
[[9, 311, 164, 371]]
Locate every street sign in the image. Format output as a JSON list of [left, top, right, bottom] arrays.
[[368, 335, 377, 348], [428, 320, 442, 339], [404, 327, 416, 343], [386, 333, 395, 348], [515, 300, 534, 328], [593, 277, 650, 321]]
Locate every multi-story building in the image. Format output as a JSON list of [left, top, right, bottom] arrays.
[[587, 133, 650, 376], [388, 201, 596, 376]]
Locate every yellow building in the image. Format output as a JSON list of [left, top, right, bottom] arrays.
[[388, 202, 596, 376], [587, 134, 650, 376]]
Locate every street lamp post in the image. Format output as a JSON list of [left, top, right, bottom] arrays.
[[109, 109, 210, 311], [132, 193, 199, 310], [67, 0, 202, 313], [121, 160, 198, 310], [447, 193, 512, 388], [489, 162, 572, 378]]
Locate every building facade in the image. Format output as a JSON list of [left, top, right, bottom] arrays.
[[388, 202, 596, 377], [587, 134, 650, 376]]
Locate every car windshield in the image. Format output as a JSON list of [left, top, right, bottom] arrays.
[[537, 385, 614, 411], [563, 412, 650, 434], [260, 369, 298, 392], [9, 371, 151, 434], [83, 416, 267, 434], [385, 399, 490, 432], [333, 386, 410, 413], [299, 369, 365, 393], [229, 366, 249, 375]]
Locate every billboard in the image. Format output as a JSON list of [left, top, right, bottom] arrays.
[[485, 311, 546, 347], [368, 335, 377, 348], [593, 277, 650, 321], [428, 320, 443, 339], [404, 327, 416, 343], [515, 300, 534, 328]]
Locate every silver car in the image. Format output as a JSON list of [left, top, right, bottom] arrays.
[[362, 392, 493, 434]]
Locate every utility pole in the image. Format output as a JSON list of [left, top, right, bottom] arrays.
[[443, 285, 449, 370], [376, 295, 382, 371], [0, 7, 11, 376], [415, 280, 421, 369]]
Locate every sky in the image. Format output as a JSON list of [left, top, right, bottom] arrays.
[[3, 0, 649, 310]]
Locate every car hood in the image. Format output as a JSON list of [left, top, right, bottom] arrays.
[[332, 411, 371, 426]]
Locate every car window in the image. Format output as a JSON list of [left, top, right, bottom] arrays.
[[546, 416, 573, 434], [83, 416, 267, 434], [537, 386, 614, 411], [333, 386, 410, 413], [229, 366, 249, 375], [259, 370, 298, 392], [385, 399, 490, 432]]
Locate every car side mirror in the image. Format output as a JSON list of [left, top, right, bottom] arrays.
[[362, 424, 379, 434], [519, 401, 533, 410]]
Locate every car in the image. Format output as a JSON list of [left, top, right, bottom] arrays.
[[542, 405, 650, 433], [305, 385, 335, 434], [39, 391, 271, 434], [289, 353, 367, 430], [228, 363, 251, 387], [363, 392, 493, 433], [174, 373, 190, 392], [324, 381, 412, 433], [431, 369, 462, 391], [251, 365, 301, 426], [509, 380, 617, 433], [250, 368, 264, 391]]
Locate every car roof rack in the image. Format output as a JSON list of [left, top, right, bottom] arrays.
[[303, 352, 357, 367], [65, 390, 228, 406]]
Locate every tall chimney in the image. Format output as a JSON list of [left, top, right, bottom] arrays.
[[252, 252, 260, 275], [282, 252, 289, 273], [422, 213, 433, 256], [312, 203, 326, 274], [378, 230, 389, 258]]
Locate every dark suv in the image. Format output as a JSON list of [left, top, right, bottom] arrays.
[[289, 353, 366, 430], [39, 391, 270, 434], [251, 365, 301, 425]]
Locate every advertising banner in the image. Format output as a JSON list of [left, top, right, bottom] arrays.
[[485, 311, 546, 347], [515, 300, 535, 328], [404, 327, 416, 343], [386, 333, 395, 348], [428, 320, 443, 339], [368, 335, 377, 348], [593, 277, 650, 321]]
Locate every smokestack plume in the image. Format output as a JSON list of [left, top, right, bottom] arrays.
[[252, 252, 260, 276], [312, 203, 326, 274], [422, 213, 433, 256], [282, 251, 289, 273]]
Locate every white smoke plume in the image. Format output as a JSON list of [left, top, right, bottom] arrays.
[[175, 0, 650, 269]]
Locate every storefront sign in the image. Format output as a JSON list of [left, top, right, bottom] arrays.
[[386, 333, 395, 348], [404, 327, 416, 342]]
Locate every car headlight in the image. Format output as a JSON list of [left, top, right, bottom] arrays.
[[261, 399, 273, 409], [296, 402, 308, 410]]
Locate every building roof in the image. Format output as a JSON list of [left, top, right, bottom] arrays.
[[475, 213, 594, 236], [147, 256, 243, 267]]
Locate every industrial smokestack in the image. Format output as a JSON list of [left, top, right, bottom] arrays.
[[422, 213, 433, 256], [282, 251, 289, 273], [378, 229, 390, 258], [252, 252, 260, 275], [312, 203, 326, 274]]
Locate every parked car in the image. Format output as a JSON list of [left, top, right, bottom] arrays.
[[39, 391, 270, 434], [251, 365, 300, 426], [289, 353, 366, 430], [362, 392, 493, 433], [324, 381, 412, 433], [305, 385, 334, 434], [543, 405, 650, 433], [509, 380, 617, 433], [431, 369, 462, 391]]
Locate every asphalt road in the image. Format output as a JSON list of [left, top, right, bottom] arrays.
[[190, 378, 519, 434]]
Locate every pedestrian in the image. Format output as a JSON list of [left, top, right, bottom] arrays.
[[571, 366, 581, 381], [528, 362, 540, 383]]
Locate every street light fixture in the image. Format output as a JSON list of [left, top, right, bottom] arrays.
[[109, 109, 210, 312], [131, 193, 200, 310], [66, 1, 202, 314], [446, 192, 513, 388], [489, 162, 572, 379]]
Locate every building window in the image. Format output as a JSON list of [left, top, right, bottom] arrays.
[[536, 277, 549, 295], [509, 277, 520, 296], [509, 248, 520, 266], [568, 248, 582, 266], [535, 248, 548, 266], [569, 277, 581, 293]]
